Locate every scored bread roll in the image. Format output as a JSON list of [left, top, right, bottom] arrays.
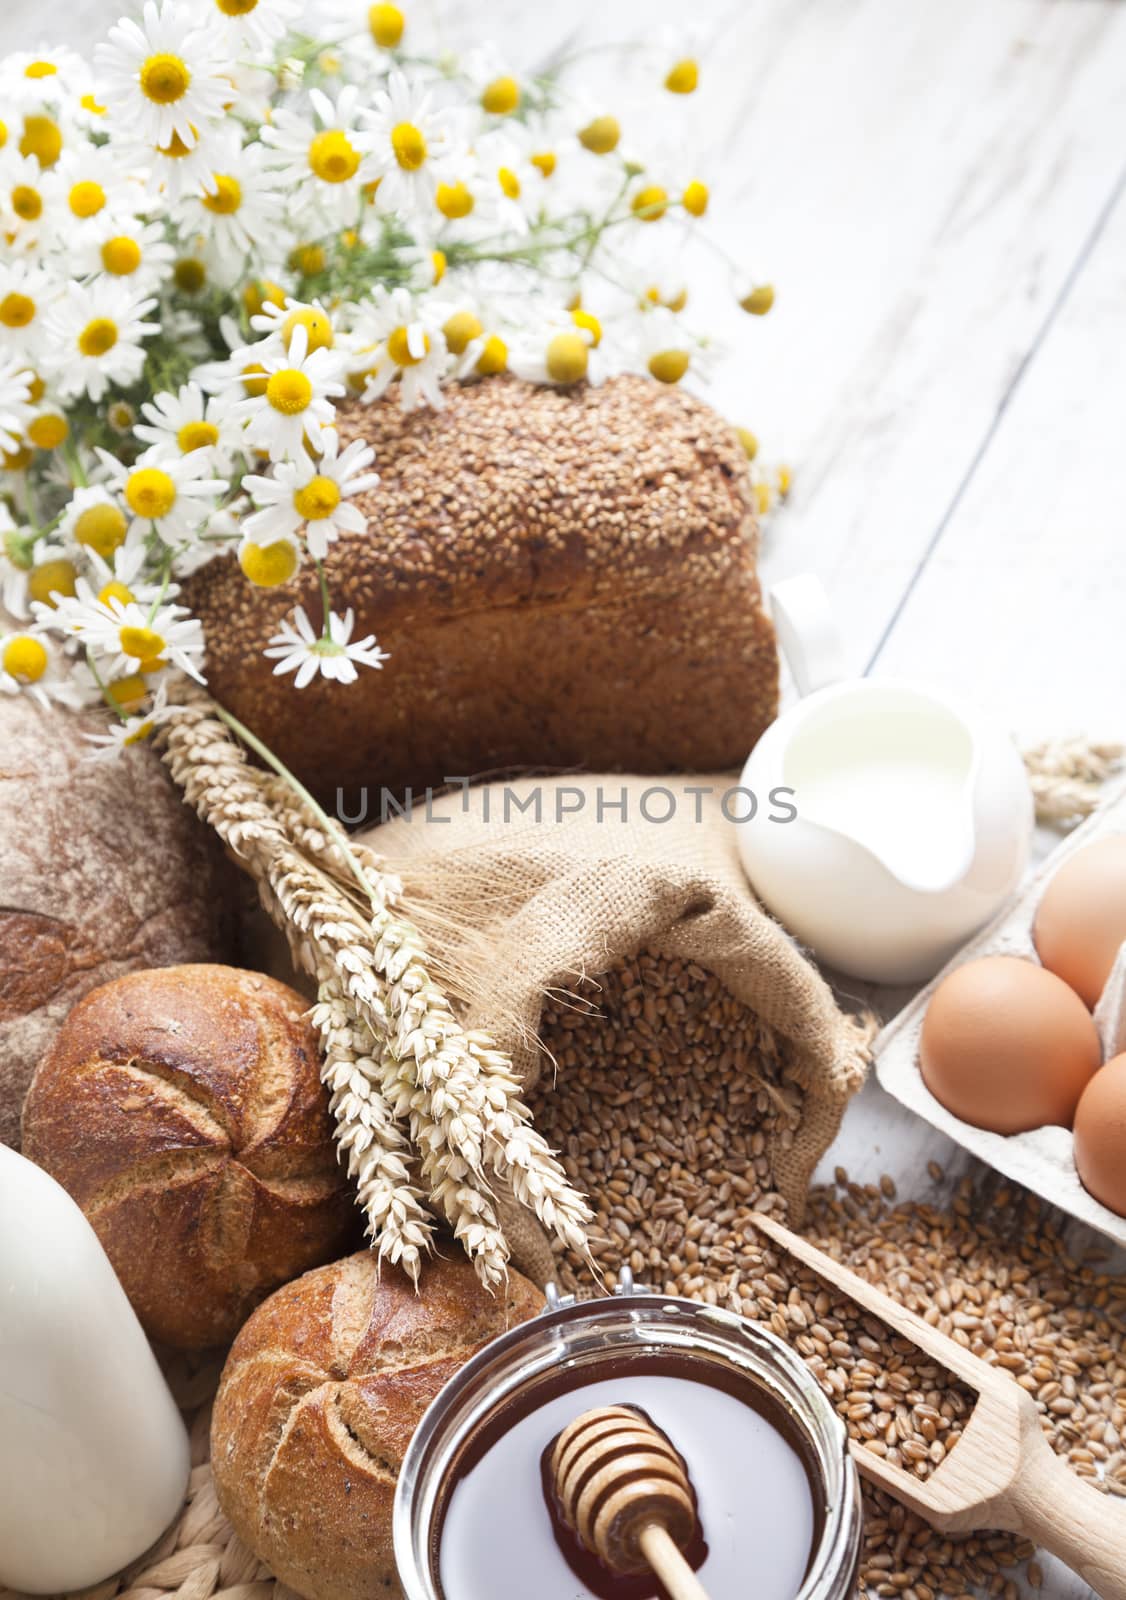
[[22, 964, 356, 1349], [211, 1251, 545, 1600], [185, 374, 778, 803]]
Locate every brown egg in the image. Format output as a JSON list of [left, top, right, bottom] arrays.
[[1034, 835, 1126, 1008], [1074, 1054, 1126, 1216], [920, 955, 1101, 1133]]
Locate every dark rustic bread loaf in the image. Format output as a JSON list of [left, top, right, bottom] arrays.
[[0, 698, 230, 1148], [211, 1251, 544, 1600], [22, 964, 356, 1349], [186, 374, 778, 803]]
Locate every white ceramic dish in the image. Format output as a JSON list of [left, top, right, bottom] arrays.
[[875, 773, 1126, 1248]]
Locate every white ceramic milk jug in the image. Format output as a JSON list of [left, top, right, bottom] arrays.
[[0, 1147, 190, 1594], [736, 575, 1033, 985]]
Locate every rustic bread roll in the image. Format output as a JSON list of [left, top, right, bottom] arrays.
[[0, 698, 231, 1149], [186, 374, 778, 803], [211, 1251, 544, 1600], [22, 965, 356, 1349]]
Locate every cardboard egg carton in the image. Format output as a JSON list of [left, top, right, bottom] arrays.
[[875, 774, 1126, 1247]]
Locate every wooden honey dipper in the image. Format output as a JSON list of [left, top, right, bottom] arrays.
[[549, 1404, 712, 1600]]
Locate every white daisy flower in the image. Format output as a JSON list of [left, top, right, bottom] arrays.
[[0, 153, 54, 248], [248, 296, 338, 362], [78, 216, 176, 292], [43, 145, 145, 242], [242, 433, 379, 559], [0, 48, 93, 113], [120, 118, 227, 204], [0, 260, 61, 361], [0, 358, 34, 457], [43, 280, 158, 403], [57, 484, 130, 561], [508, 308, 597, 388], [345, 285, 451, 411], [229, 324, 345, 461], [206, 0, 301, 53], [95, 1, 233, 151], [85, 679, 173, 761], [173, 133, 288, 288], [460, 46, 524, 121], [632, 303, 712, 387], [0, 628, 89, 710], [96, 450, 228, 548], [58, 592, 205, 682], [260, 85, 375, 227], [134, 382, 241, 475], [362, 71, 461, 219], [265, 604, 388, 688]]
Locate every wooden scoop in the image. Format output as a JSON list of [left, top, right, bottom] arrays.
[[752, 1212, 1126, 1600], [550, 1404, 712, 1600]]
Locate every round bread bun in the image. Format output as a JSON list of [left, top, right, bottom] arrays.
[[22, 964, 356, 1348], [210, 1250, 544, 1600]]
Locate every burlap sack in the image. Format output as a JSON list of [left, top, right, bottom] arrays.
[[364, 773, 871, 1260]]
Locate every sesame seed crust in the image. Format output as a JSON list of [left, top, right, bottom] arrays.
[[185, 373, 779, 800]]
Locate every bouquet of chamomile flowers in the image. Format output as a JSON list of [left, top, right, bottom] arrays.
[[0, 0, 777, 756]]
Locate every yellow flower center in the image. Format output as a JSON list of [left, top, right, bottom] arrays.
[[20, 115, 62, 167], [430, 248, 446, 283], [3, 445, 33, 472], [120, 624, 166, 661], [308, 129, 360, 183], [123, 718, 156, 745], [682, 179, 709, 218], [28, 559, 77, 606], [390, 121, 427, 171], [241, 362, 269, 397], [78, 318, 118, 358], [740, 284, 775, 316], [481, 76, 520, 115], [530, 150, 556, 178], [125, 467, 177, 520], [102, 236, 143, 275], [368, 2, 404, 45], [736, 427, 758, 462], [546, 332, 588, 385], [572, 307, 602, 347], [293, 475, 342, 520], [69, 180, 106, 218], [98, 580, 133, 609], [80, 92, 108, 117], [216, 0, 259, 13], [475, 334, 507, 376], [435, 180, 473, 219], [2, 635, 48, 683], [0, 122, 6, 149], [578, 116, 620, 155], [266, 368, 314, 413], [174, 257, 207, 293], [665, 58, 699, 94], [11, 185, 42, 221], [177, 420, 220, 453], [75, 501, 128, 556], [107, 672, 148, 711], [239, 540, 298, 587], [283, 306, 334, 353], [202, 173, 242, 214], [631, 184, 668, 221], [386, 325, 429, 367], [27, 413, 68, 450], [108, 401, 136, 432], [157, 128, 195, 160], [0, 293, 34, 328], [290, 242, 327, 276], [497, 166, 520, 200], [139, 53, 192, 106], [442, 310, 483, 355], [648, 349, 690, 384], [243, 278, 286, 317], [25, 60, 58, 79]]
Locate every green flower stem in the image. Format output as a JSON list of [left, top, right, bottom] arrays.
[[210, 699, 377, 906], [63, 440, 88, 488]]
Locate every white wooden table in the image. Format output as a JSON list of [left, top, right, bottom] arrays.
[[4, 2, 1124, 1595]]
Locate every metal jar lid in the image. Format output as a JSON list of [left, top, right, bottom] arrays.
[[393, 1274, 862, 1600]]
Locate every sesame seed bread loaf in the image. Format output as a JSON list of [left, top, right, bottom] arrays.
[[186, 374, 778, 802], [22, 964, 358, 1349], [0, 698, 231, 1149], [211, 1250, 544, 1600]]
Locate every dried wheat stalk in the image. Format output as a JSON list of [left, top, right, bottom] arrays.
[[157, 691, 592, 1287]]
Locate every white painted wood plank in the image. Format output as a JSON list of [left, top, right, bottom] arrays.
[[870, 183, 1126, 742]]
